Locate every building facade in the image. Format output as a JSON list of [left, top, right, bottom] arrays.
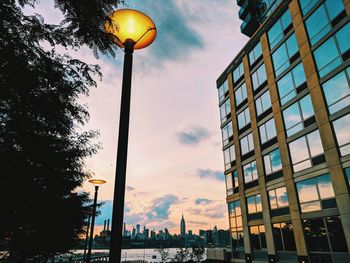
[[217, 0, 350, 262]]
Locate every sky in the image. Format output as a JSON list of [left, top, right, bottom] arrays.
[[28, 0, 248, 235]]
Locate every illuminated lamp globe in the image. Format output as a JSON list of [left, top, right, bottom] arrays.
[[104, 9, 156, 50], [88, 178, 106, 186]]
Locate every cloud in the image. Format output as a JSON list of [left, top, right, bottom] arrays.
[[177, 127, 210, 146], [204, 204, 227, 219], [145, 194, 179, 220], [196, 169, 224, 181], [129, 0, 203, 65], [195, 198, 213, 205]]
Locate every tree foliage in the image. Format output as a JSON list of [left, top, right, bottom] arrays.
[[0, 0, 121, 261]]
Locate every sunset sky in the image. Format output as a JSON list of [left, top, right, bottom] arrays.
[[28, 0, 248, 234]]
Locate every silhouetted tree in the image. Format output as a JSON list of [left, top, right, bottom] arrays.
[[0, 0, 122, 261]]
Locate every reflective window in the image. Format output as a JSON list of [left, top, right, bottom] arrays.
[[322, 67, 350, 114], [243, 161, 258, 183], [345, 167, 350, 186], [237, 107, 250, 129], [224, 145, 236, 170], [299, 0, 318, 15], [333, 113, 350, 156], [314, 22, 350, 78], [264, 148, 282, 175], [296, 174, 335, 213], [289, 129, 323, 172], [269, 186, 289, 209], [226, 173, 233, 196], [268, 10, 292, 49], [233, 62, 244, 83], [222, 122, 233, 146], [235, 82, 247, 106], [272, 33, 299, 76], [249, 42, 263, 66], [305, 0, 345, 46], [218, 79, 229, 103], [255, 90, 272, 116], [240, 133, 254, 155], [283, 94, 315, 137], [228, 200, 244, 254], [220, 98, 231, 124], [226, 170, 239, 196], [247, 194, 262, 214], [250, 225, 267, 250], [277, 62, 306, 105], [252, 63, 267, 90], [303, 216, 348, 252], [259, 118, 277, 144], [272, 222, 296, 251]]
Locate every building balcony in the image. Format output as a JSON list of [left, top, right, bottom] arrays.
[[240, 12, 260, 37]]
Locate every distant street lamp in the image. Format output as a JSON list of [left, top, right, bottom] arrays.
[[86, 178, 106, 263], [103, 8, 157, 263]]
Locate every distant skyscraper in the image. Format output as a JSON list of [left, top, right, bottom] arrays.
[[136, 224, 140, 236], [180, 214, 186, 237], [123, 222, 127, 237]]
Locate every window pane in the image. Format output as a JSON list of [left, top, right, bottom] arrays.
[[307, 129, 323, 157], [235, 83, 247, 106], [289, 136, 309, 165], [322, 68, 350, 114], [336, 22, 350, 54], [269, 190, 278, 209], [345, 167, 350, 186], [273, 223, 284, 251], [226, 173, 233, 192], [247, 196, 257, 214], [235, 201, 242, 216], [325, 0, 344, 20], [252, 64, 267, 90], [299, 0, 318, 14], [250, 226, 261, 250], [278, 63, 306, 105], [333, 114, 350, 156], [259, 225, 267, 249], [233, 170, 239, 188], [270, 148, 282, 172], [306, 5, 330, 45], [282, 222, 296, 251], [296, 178, 318, 203], [317, 174, 335, 199], [276, 187, 289, 207], [249, 42, 262, 65], [300, 201, 321, 212], [314, 36, 341, 78], [325, 216, 348, 252], [303, 218, 330, 251]]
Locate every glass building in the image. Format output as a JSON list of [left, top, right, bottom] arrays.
[[217, 0, 350, 262]]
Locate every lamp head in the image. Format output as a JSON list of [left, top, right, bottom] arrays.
[[88, 179, 106, 186], [104, 9, 157, 50]]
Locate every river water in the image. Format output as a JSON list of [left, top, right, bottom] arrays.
[[70, 248, 207, 262]]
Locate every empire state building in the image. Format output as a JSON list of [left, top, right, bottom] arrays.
[[180, 214, 186, 237]]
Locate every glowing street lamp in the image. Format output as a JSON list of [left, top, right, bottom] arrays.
[[104, 9, 156, 263], [86, 178, 106, 263]]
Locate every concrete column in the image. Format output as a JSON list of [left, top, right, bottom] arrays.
[[290, 0, 350, 251], [260, 16, 310, 260], [227, 71, 252, 261], [242, 54, 277, 261]]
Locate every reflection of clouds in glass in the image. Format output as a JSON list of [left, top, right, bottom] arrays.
[[297, 178, 318, 202], [289, 136, 309, 163], [317, 174, 335, 199], [300, 201, 321, 212], [307, 130, 323, 156], [271, 149, 282, 171], [269, 191, 277, 209], [276, 187, 288, 207], [333, 114, 350, 156]]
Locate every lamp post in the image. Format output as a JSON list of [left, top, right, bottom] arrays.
[[86, 179, 106, 263], [103, 9, 157, 263]]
